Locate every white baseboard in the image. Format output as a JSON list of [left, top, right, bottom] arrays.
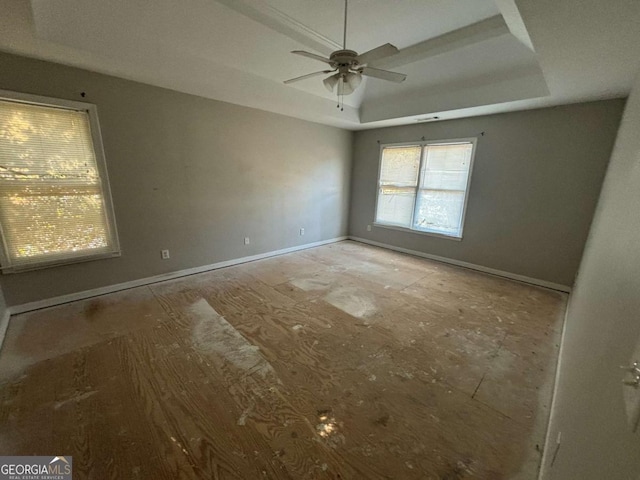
[[348, 236, 572, 293], [537, 301, 571, 480], [1, 234, 569, 351], [7, 236, 348, 316]]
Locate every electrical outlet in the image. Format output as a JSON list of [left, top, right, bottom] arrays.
[[300, 228, 305, 236], [244, 237, 250, 245], [161, 249, 170, 259], [367, 224, 372, 232]]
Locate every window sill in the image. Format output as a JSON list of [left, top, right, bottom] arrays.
[[1, 250, 121, 274], [372, 223, 463, 241]]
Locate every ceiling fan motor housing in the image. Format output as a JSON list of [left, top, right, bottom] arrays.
[[329, 50, 361, 71]]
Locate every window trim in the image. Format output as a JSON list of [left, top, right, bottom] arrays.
[[0, 89, 121, 273], [373, 137, 477, 240]]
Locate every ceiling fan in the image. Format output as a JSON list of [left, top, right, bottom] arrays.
[[283, 0, 406, 100]]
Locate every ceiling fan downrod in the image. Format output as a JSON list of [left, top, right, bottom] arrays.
[[338, 0, 349, 110], [343, 0, 348, 50]]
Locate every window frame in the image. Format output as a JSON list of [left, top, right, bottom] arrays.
[[373, 137, 477, 241], [0, 89, 121, 273]]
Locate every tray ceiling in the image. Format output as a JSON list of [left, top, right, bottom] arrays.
[[0, 0, 638, 129]]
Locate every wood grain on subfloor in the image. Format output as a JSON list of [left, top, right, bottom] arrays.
[[0, 241, 567, 479]]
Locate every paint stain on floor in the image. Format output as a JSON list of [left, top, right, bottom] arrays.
[[188, 298, 276, 378], [323, 286, 378, 318]]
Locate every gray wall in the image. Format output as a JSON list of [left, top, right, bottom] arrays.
[[349, 101, 625, 287], [0, 52, 353, 306], [540, 73, 640, 479]]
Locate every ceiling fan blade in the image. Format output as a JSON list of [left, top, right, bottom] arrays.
[[355, 43, 399, 65], [291, 50, 332, 65], [361, 66, 407, 83], [284, 70, 335, 84]]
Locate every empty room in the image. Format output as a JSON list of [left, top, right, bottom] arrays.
[[0, 0, 639, 479]]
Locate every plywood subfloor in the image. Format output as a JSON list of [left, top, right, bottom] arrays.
[[0, 241, 567, 479]]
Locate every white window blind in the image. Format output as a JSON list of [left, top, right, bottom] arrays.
[[0, 94, 119, 272], [375, 140, 475, 239], [376, 145, 421, 228]]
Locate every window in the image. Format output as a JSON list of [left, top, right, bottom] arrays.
[[375, 139, 476, 239], [0, 90, 120, 272]]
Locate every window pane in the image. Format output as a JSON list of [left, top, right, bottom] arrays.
[[420, 143, 472, 191], [379, 146, 421, 186], [0, 189, 111, 260], [376, 146, 421, 227], [0, 100, 99, 180], [422, 169, 469, 190], [376, 186, 416, 228], [423, 143, 472, 170], [413, 189, 465, 236], [413, 142, 474, 237]]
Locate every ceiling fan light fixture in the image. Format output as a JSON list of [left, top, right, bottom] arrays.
[[335, 72, 360, 96], [346, 72, 362, 90], [337, 77, 354, 96], [323, 74, 340, 92]]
